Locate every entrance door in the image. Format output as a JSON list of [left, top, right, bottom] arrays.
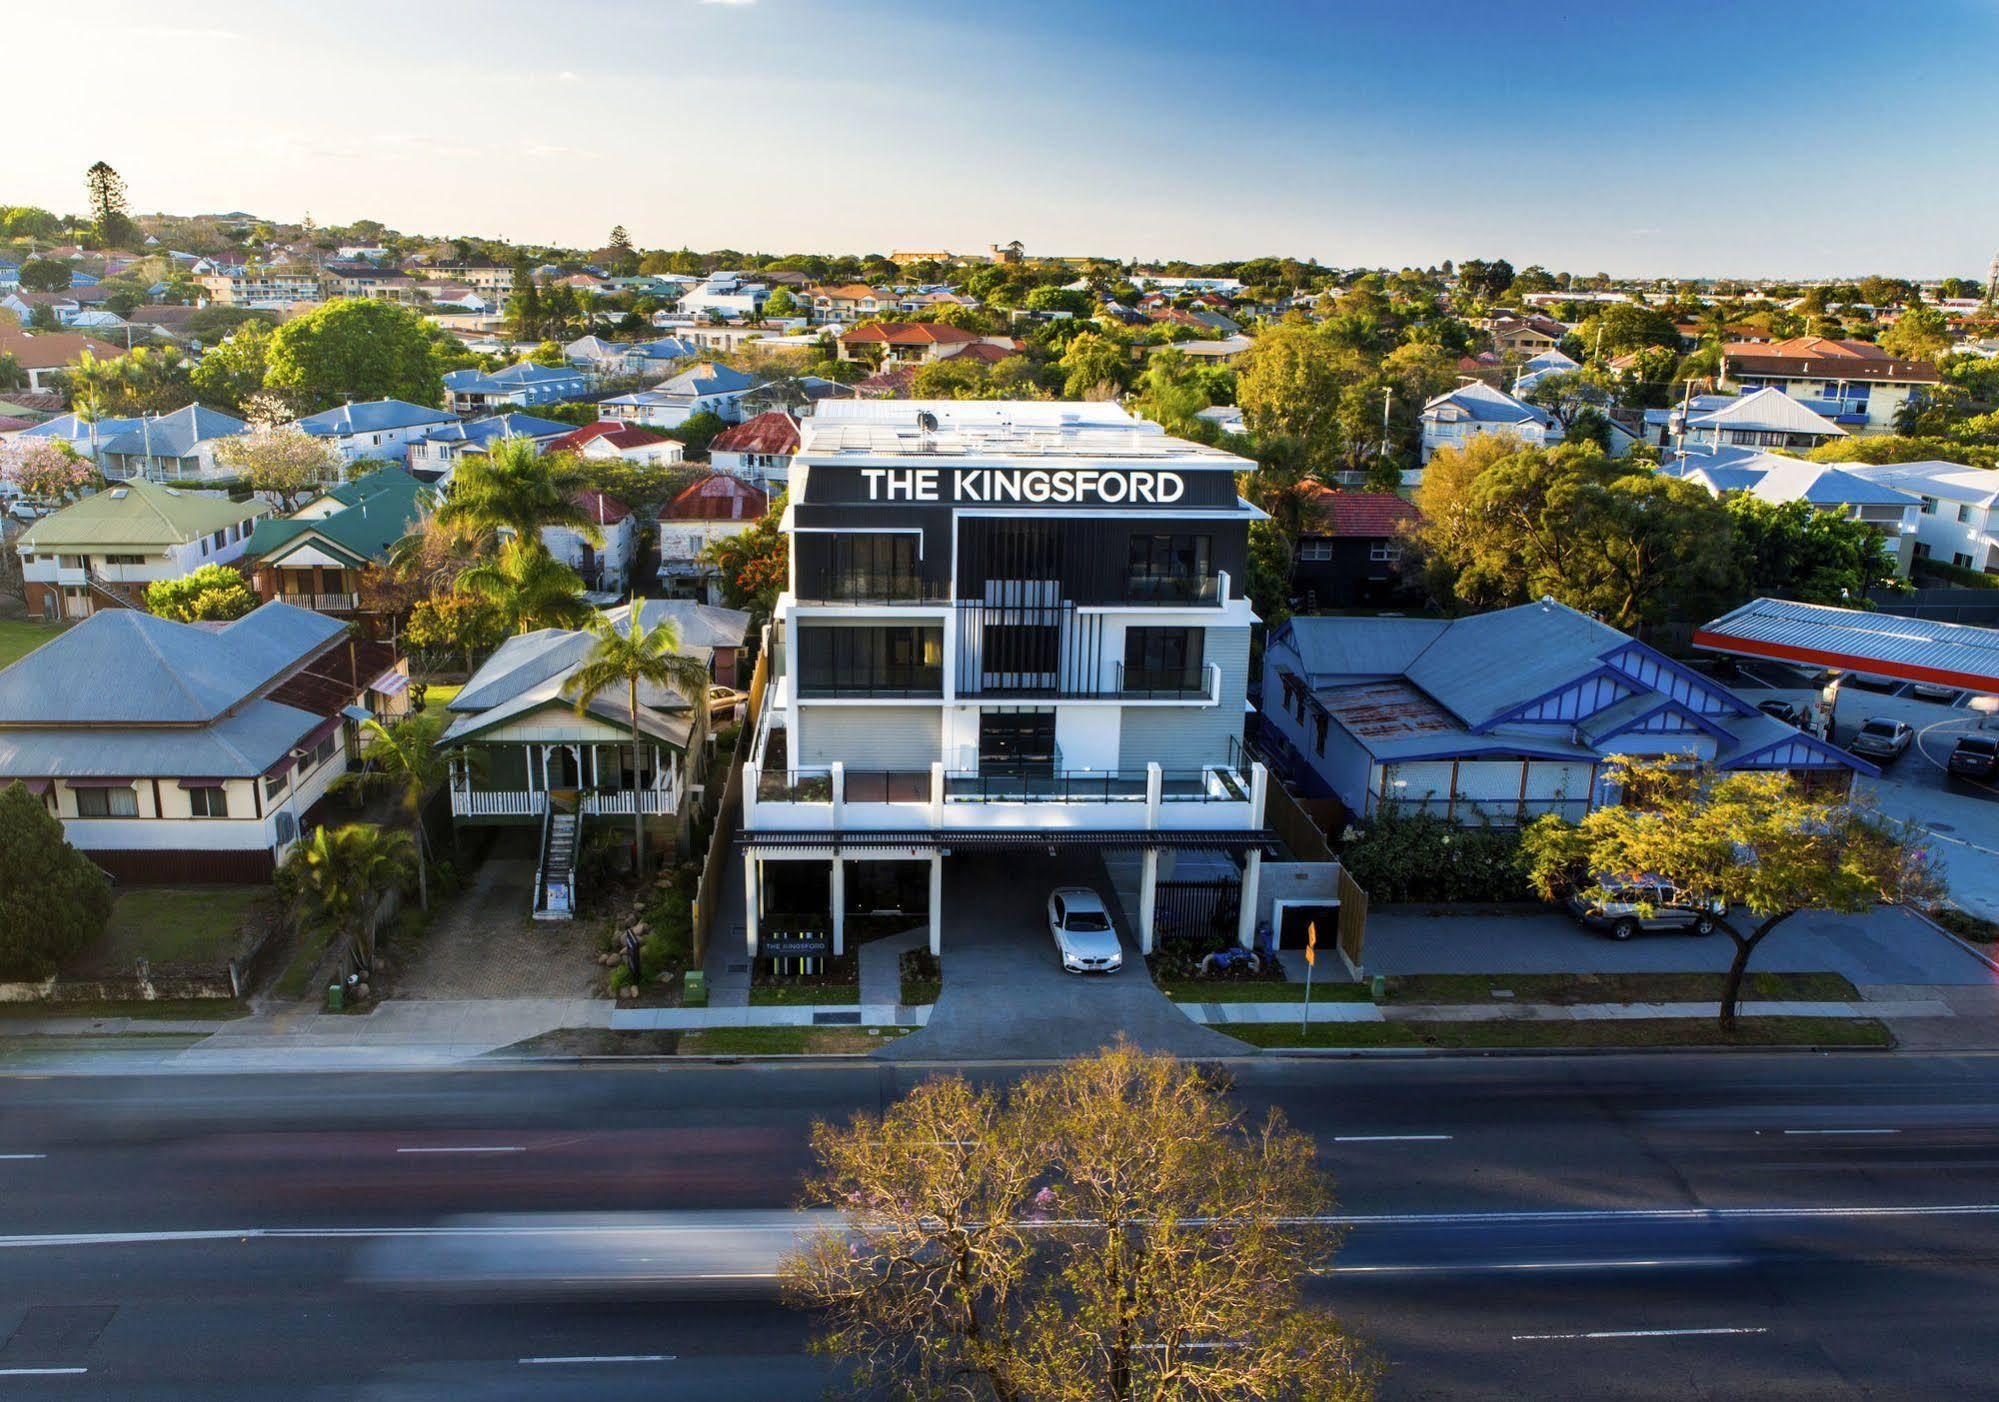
[[979, 710, 1057, 776], [1277, 902, 1342, 951], [545, 745, 582, 792]]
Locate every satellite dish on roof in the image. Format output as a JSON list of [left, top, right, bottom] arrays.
[[917, 410, 939, 432]]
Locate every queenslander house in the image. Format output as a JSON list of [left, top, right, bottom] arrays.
[[0, 602, 411, 881], [740, 400, 1273, 964], [437, 601, 750, 918], [1258, 599, 1871, 826]]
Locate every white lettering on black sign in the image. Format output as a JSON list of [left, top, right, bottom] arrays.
[[859, 467, 1186, 506]]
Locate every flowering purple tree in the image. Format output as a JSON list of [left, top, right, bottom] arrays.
[[0, 439, 97, 505]]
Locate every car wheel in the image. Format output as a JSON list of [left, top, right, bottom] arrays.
[[1608, 919, 1637, 942], [1692, 916, 1715, 936]]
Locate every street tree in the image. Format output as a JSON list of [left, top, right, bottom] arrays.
[[783, 1042, 1378, 1402], [145, 563, 259, 622], [566, 610, 712, 878], [264, 299, 453, 412], [1725, 495, 1899, 605], [0, 438, 96, 504], [1236, 326, 1369, 476], [212, 410, 340, 511], [1521, 760, 1940, 1030], [0, 781, 114, 978]]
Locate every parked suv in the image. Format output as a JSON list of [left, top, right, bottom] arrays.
[[1949, 734, 1999, 782], [1566, 881, 1725, 941]]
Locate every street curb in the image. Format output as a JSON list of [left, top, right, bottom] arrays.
[[1261, 1041, 1897, 1060], [1903, 904, 1999, 976]]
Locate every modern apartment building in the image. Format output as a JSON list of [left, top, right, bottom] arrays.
[[740, 400, 1271, 962]]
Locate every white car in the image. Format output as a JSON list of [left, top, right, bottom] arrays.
[[1048, 887, 1123, 974]]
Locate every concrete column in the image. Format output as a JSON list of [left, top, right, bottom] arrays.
[[1138, 847, 1159, 955], [928, 852, 943, 957], [743, 851, 761, 958], [930, 761, 946, 827], [1145, 762, 1163, 830], [741, 759, 757, 825], [1237, 849, 1262, 949], [1250, 762, 1269, 829], [831, 761, 845, 827], [830, 855, 845, 958]]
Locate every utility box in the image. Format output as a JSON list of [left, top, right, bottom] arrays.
[[326, 982, 344, 1013], [682, 970, 707, 1008]]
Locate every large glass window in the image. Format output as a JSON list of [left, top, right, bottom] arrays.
[[822, 534, 922, 601], [75, 786, 139, 818], [188, 786, 229, 818], [1126, 533, 1213, 602], [1122, 627, 1205, 694], [797, 625, 943, 696]]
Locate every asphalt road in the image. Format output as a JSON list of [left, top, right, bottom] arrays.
[[4, 1053, 1999, 1398]]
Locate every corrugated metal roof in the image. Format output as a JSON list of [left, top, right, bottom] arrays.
[[19, 479, 267, 550], [1694, 597, 1999, 690]]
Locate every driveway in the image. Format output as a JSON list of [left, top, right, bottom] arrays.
[[1361, 904, 1994, 986], [394, 830, 606, 1000], [878, 851, 1242, 1061]]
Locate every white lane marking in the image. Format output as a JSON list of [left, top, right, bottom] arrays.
[[1333, 1135, 1453, 1144], [520, 1355, 675, 1365], [0, 1154, 46, 1161], [395, 1146, 525, 1155], [0, 1367, 89, 1375], [1782, 1129, 1901, 1137], [1513, 1327, 1768, 1342], [1326, 1257, 1749, 1274]]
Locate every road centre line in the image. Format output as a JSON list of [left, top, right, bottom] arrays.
[[1512, 1327, 1768, 1342], [396, 1146, 525, 1155], [1333, 1135, 1452, 1143], [0, 1367, 89, 1376], [520, 1355, 674, 1365], [0, 1154, 47, 1161], [1782, 1129, 1901, 1137]]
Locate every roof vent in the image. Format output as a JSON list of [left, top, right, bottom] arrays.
[[109, 488, 128, 499]]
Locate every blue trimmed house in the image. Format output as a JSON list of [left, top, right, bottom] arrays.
[[1258, 600, 1870, 826], [441, 361, 589, 413]]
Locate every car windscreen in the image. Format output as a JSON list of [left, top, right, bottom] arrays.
[[1064, 912, 1112, 932], [1962, 738, 1999, 755], [1861, 721, 1897, 736]]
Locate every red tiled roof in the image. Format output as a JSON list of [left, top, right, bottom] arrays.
[[548, 421, 677, 453], [855, 367, 917, 397], [665, 472, 770, 521], [1723, 335, 1937, 383], [708, 411, 800, 456], [571, 489, 633, 525], [840, 321, 980, 346], [1302, 488, 1421, 539], [955, 341, 1014, 365]]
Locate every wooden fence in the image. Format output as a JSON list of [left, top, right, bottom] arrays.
[[692, 642, 768, 965], [1336, 865, 1369, 969], [1263, 777, 1336, 864]]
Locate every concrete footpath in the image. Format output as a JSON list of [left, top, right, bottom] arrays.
[[1185, 997, 1953, 1025]]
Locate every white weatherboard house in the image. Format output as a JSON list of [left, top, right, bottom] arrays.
[[16, 480, 270, 620], [292, 399, 460, 465], [0, 603, 411, 881], [743, 399, 1271, 963], [1418, 379, 1561, 468]]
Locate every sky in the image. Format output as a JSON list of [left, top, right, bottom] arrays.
[[10, 0, 1999, 278]]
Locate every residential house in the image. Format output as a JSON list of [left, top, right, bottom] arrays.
[[16, 479, 270, 619], [406, 412, 574, 482], [545, 421, 684, 466], [321, 262, 417, 301], [598, 362, 758, 428], [805, 284, 894, 324], [657, 473, 769, 602], [1668, 454, 1920, 575], [1292, 488, 1421, 610], [2, 290, 97, 328], [416, 283, 494, 314], [437, 599, 750, 913], [196, 265, 325, 308], [564, 334, 700, 380], [0, 259, 19, 292], [1418, 379, 1562, 465], [1720, 336, 1938, 436], [441, 360, 589, 413], [836, 322, 1013, 365], [125, 305, 205, 343], [94, 405, 249, 482], [1677, 387, 1848, 452], [1487, 313, 1568, 358], [675, 272, 767, 322], [1838, 460, 1999, 573], [17, 411, 148, 461], [242, 470, 437, 618], [292, 399, 460, 466], [1172, 335, 1255, 364], [424, 260, 515, 295], [543, 490, 637, 595], [0, 325, 127, 393], [0, 603, 408, 881], [1258, 601, 1869, 826], [706, 410, 800, 490], [1510, 348, 1582, 397]]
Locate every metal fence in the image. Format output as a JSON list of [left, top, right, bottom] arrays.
[[1155, 878, 1241, 943], [842, 771, 933, 804]]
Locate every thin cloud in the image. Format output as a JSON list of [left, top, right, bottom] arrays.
[[128, 24, 243, 40], [700, 0, 758, 6]]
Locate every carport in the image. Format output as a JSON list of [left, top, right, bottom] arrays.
[[1696, 597, 1999, 696]]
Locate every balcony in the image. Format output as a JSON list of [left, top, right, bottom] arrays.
[[794, 575, 950, 605], [1117, 571, 1224, 606], [279, 592, 360, 612], [1116, 662, 1220, 701], [448, 783, 681, 819], [794, 671, 943, 700]]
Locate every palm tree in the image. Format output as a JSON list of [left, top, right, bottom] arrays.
[[291, 823, 416, 976], [435, 436, 601, 548], [566, 608, 712, 878], [335, 711, 452, 910], [459, 536, 592, 635]]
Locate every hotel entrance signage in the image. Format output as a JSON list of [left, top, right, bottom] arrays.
[[859, 466, 1188, 506]]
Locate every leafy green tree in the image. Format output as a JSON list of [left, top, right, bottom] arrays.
[[145, 563, 259, 622], [404, 589, 506, 673], [783, 1043, 1378, 1402], [83, 161, 135, 249], [671, 409, 728, 457], [339, 711, 450, 910], [1521, 368, 1613, 431], [703, 492, 788, 622], [190, 322, 276, 413], [17, 258, 72, 292], [566, 611, 712, 877], [0, 205, 61, 241], [58, 346, 193, 417], [1245, 517, 1294, 635], [526, 340, 568, 367], [287, 823, 416, 976], [1132, 347, 1210, 433], [1879, 304, 1950, 363], [459, 537, 590, 635], [1725, 495, 1898, 606], [764, 287, 799, 318], [264, 299, 453, 412], [434, 436, 597, 545], [1571, 302, 1681, 358], [1057, 330, 1129, 399], [0, 352, 25, 392], [0, 782, 114, 977], [506, 254, 543, 341], [1236, 326, 1369, 476], [1522, 760, 1938, 1030]]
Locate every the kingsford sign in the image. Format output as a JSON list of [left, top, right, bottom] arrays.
[[859, 466, 1187, 505]]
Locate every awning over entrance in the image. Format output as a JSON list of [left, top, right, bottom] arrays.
[[739, 828, 1279, 853]]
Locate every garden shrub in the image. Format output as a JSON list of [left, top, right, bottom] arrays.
[[1338, 808, 1535, 903]]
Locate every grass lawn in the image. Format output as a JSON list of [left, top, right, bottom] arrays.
[[418, 683, 462, 722], [900, 976, 941, 1005], [748, 984, 861, 1006], [1226, 1016, 1892, 1052], [96, 887, 264, 970], [0, 617, 66, 670], [1378, 971, 1860, 1006], [1158, 979, 1371, 1003]]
